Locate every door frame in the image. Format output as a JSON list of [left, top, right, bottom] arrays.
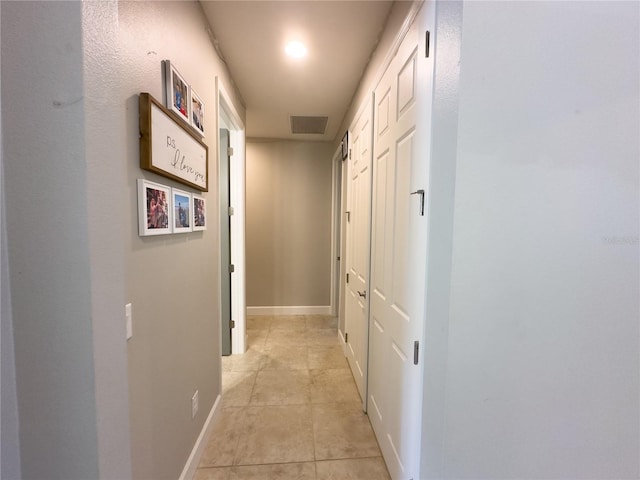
[[330, 145, 344, 318], [219, 128, 232, 355], [342, 95, 374, 410], [216, 78, 246, 355]]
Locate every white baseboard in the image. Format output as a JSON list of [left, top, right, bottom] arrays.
[[247, 305, 332, 316], [179, 394, 221, 480]]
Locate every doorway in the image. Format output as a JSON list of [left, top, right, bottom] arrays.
[[330, 145, 343, 318], [217, 78, 247, 355]]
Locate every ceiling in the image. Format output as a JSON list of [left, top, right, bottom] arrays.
[[200, 0, 394, 142]]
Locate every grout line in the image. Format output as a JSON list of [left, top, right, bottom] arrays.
[[315, 455, 385, 462], [229, 405, 249, 467], [219, 317, 382, 474], [231, 459, 317, 468]]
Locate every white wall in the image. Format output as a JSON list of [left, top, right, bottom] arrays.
[[420, 1, 463, 477], [2, 2, 102, 477], [83, 3, 134, 477], [428, 2, 639, 478], [1, 1, 246, 478]]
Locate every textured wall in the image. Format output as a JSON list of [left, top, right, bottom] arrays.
[[1, 1, 245, 478], [118, 2, 244, 478], [246, 140, 333, 308], [1, 2, 101, 477], [440, 2, 640, 478], [0, 2, 22, 472]]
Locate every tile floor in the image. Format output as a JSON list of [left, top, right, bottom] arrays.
[[194, 315, 390, 480]]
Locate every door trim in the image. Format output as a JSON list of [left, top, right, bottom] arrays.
[[216, 78, 246, 355], [330, 144, 343, 317]]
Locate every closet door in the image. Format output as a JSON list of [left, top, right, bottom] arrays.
[[368, 3, 435, 478], [343, 98, 373, 405]]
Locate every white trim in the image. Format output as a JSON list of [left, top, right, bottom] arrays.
[[329, 144, 343, 317], [247, 306, 332, 316], [178, 394, 222, 480]]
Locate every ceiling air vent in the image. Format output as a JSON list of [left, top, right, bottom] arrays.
[[290, 115, 328, 135]]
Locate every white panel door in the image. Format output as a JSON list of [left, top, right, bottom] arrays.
[[344, 98, 373, 404], [368, 4, 435, 479]]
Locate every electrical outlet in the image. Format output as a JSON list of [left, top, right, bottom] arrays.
[[191, 390, 199, 419]]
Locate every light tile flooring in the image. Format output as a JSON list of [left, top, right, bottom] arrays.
[[194, 315, 390, 480]]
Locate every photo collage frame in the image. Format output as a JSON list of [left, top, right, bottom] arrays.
[[164, 60, 205, 137], [138, 179, 207, 236]]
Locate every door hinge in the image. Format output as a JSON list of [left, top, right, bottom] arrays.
[[425, 30, 430, 58], [229, 264, 235, 273], [227, 146, 234, 157], [345, 211, 351, 222], [337, 256, 341, 261], [414, 341, 419, 365], [349, 148, 352, 160], [228, 206, 235, 216], [346, 273, 350, 284], [345, 332, 348, 343], [231, 320, 236, 329]]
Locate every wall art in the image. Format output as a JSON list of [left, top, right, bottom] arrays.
[[172, 188, 193, 233], [190, 88, 205, 136], [139, 92, 208, 191], [138, 179, 172, 236], [192, 194, 207, 231], [164, 60, 190, 123]]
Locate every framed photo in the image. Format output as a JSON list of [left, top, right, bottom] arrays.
[[192, 194, 207, 231], [341, 130, 349, 160], [164, 60, 190, 123], [138, 179, 172, 236], [139, 93, 208, 191], [190, 89, 205, 136], [172, 188, 192, 233]]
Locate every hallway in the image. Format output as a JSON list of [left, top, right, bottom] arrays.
[[194, 315, 390, 480]]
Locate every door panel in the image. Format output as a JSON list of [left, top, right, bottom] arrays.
[[220, 128, 232, 356], [368, 5, 434, 478], [344, 98, 373, 404]]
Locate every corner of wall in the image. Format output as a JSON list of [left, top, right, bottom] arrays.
[[0, 15, 23, 469]]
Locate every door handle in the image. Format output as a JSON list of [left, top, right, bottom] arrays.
[[357, 290, 367, 299], [410, 189, 425, 216]]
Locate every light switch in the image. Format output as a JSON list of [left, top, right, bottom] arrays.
[[125, 303, 133, 340]]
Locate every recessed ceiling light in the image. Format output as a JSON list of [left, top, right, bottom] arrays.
[[285, 41, 307, 59]]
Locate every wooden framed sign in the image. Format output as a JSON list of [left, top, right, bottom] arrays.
[[139, 92, 208, 191]]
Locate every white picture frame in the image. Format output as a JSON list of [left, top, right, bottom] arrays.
[[164, 60, 190, 123], [190, 88, 205, 136], [172, 188, 193, 233], [138, 179, 172, 236], [192, 194, 207, 231]]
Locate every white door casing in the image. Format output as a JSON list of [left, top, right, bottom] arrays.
[[368, 3, 435, 479], [217, 78, 247, 356], [344, 97, 374, 406]]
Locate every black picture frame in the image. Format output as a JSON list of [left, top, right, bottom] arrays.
[[341, 131, 349, 160]]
